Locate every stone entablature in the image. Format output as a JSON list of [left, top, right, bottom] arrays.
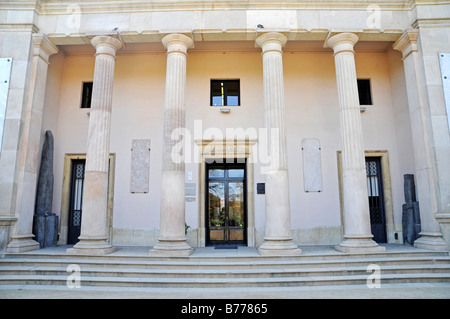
[[2, 0, 450, 46]]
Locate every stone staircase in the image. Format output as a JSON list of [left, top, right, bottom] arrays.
[[0, 245, 449, 289]]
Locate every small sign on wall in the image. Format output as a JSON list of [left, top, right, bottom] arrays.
[[130, 139, 151, 193], [185, 183, 196, 202], [257, 183, 265, 194], [185, 183, 196, 196]]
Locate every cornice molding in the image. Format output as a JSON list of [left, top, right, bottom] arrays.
[[0, 23, 39, 33], [412, 18, 450, 28], [47, 28, 404, 47], [409, 0, 450, 8], [32, 33, 59, 63], [393, 29, 419, 60], [3, 0, 449, 14], [0, 0, 42, 13], [36, 0, 420, 14], [0, 216, 18, 227]]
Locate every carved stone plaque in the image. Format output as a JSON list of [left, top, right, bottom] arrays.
[[130, 139, 151, 193], [302, 138, 323, 192]]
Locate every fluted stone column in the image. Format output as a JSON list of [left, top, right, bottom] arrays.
[[149, 34, 194, 257], [393, 30, 448, 251], [67, 36, 122, 255], [6, 34, 58, 252], [256, 32, 301, 256], [327, 33, 385, 253]]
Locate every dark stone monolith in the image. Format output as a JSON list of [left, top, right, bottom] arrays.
[[402, 174, 421, 245], [36, 130, 54, 217], [33, 130, 58, 248]]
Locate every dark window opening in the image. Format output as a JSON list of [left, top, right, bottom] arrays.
[[357, 79, 372, 105], [81, 82, 93, 109], [211, 80, 240, 106]]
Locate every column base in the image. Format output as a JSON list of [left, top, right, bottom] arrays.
[[149, 238, 194, 257], [414, 232, 448, 251], [6, 235, 40, 253], [66, 238, 116, 255], [335, 237, 386, 254], [258, 237, 302, 256]]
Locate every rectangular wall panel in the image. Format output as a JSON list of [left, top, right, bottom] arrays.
[[439, 52, 450, 130], [302, 138, 323, 192], [130, 139, 151, 193], [0, 58, 12, 156]]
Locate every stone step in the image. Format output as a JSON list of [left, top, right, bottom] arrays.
[[1, 272, 450, 288], [5, 251, 448, 262], [1, 255, 449, 270], [1, 264, 449, 278], [2, 245, 448, 288], [5, 245, 448, 263]]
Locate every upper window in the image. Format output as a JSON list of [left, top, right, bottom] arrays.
[[81, 82, 93, 109], [211, 80, 240, 106], [357, 79, 372, 105]]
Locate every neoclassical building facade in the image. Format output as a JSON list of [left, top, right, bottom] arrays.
[[0, 0, 449, 256]]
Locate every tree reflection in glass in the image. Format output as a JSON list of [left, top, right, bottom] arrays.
[[208, 182, 225, 228], [228, 182, 244, 227]]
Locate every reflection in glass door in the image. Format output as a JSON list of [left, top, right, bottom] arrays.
[[208, 182, 225, 241], [207, 161, 246, 246]]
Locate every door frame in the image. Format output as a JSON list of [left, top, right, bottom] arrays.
[[337, 150, 396, 243], [205, 160, 248, 246], [67, 159, 85, 245], [195, 138, 257, 247], [59, 153, 116, 245], [365, 156, 387, 243]]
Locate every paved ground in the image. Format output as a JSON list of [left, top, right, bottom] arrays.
[[1, 283, 450, 299]]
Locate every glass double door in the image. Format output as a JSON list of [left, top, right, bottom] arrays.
[[207, 162, 246, 246]]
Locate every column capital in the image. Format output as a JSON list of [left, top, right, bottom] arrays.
[[32, 33, 58, 64], [255, 32, 287, 53], [162, 33, 194, 54], [393, 29, 419, 60], [327, 32, 359, 55], [91, 36, 122, 57]]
